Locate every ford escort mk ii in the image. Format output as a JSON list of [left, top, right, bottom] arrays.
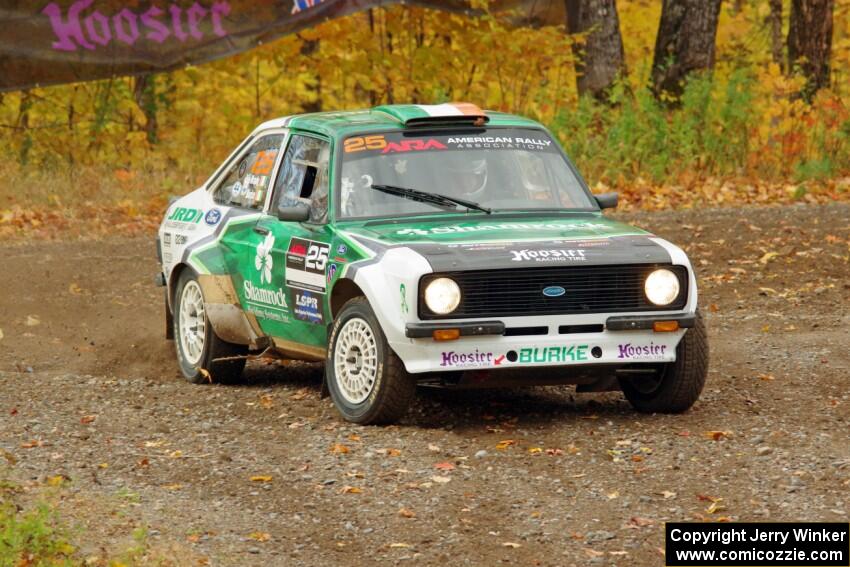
[[156, 103, 708, 424]]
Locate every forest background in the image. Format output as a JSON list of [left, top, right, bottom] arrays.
[[1, 0, 848, 238]]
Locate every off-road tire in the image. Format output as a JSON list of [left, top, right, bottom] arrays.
[[619, 311, 708, 413], [326, 297, 415, 424], [173, 270, 247, 384]]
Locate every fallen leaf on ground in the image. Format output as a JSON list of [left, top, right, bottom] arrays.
[[706, 500, 727, 514], [21, 440, 44, 448], [760, 251, 779, 264], [704, 430, 732, 441], [69, 282, 84, 294], [259, 394, 274, 409], [250, 475, 273, 483], [46, 475, 69, 487], [330, 443, 350, 454], [430, 475, 451, 484], [496, 440, 515, 450], [428, 443, 440, 452], [502, 542, 521, 548], [25, 315, 40, 327], [757, 373, 775, 381], [348, 434, 361, 442], [80, 415, 96, 424], [398, 508, 416, 518], [546, 448, 563, 456], [433, 462, 455, 471], [388, 543, 410, 548], [661, 491, 677, 499], [248, 532, 270, 542], [630, 516, 654, 527], [289, 388, 309, 400], [528, 447, 543, 454], [340, 486, 362, 494]]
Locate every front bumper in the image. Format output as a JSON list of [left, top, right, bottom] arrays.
[[392, 314, 690, 374]]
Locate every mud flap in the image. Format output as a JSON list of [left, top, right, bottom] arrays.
[[165, 290, 174, 340], [320, 370, 330, 399]]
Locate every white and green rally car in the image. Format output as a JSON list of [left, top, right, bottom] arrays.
[[157, 102, 708, 424]]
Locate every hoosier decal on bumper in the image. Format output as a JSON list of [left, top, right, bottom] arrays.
[[391, 330, 684, 374]]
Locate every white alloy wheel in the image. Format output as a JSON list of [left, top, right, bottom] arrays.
[[333, 317, 379, 404], [179, 280, 206, 366]]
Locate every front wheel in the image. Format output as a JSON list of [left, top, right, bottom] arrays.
[[618, 312, 708, 413], [173, 270, 247, 384], [326, 297, 415, 424]]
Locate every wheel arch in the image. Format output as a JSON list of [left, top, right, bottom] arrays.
[[167, 262, 192, 311], [330, 278, 366, 320]]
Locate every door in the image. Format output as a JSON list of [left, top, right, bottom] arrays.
[[212, 132, 289, 332], [244, 133, 333, 352]]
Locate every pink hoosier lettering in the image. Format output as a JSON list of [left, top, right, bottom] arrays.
[[42, 0, 231, 51], [617, 342, 667, 359]]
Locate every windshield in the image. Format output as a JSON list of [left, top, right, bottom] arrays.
[[337, 128, 595, 219]]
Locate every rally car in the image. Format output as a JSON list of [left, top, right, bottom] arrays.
[[156, 102, 708, 424]]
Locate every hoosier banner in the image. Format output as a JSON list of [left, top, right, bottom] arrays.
[[0, 0, 563, 92]]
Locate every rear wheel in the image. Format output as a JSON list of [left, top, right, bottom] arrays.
[[173, 270, 247, 384], [326, 297, 415, 424], [618, 312, 708, 413]]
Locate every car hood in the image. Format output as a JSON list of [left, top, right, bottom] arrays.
[[338, 214, 676, 271]]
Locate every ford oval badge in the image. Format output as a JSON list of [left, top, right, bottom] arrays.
[[542, 285, 566, 298]]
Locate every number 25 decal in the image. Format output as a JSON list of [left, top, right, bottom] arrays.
[[344, 135, 387, 153], [306, 244, 329, 271]]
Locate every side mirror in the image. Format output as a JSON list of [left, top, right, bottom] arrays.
[[595, 192, 618, 210], [277, 202, 310, 222]]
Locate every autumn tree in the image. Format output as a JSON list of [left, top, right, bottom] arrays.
[[788, 0, 835, 100], [767, 0, 784, 69], [133, 75, 158, 144], [650, 0, 723, 100], [564, 0, 626, 101]]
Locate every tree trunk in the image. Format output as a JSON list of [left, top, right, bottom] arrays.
[[788, 0, 834, 100], [650, 0, 723, 100], [300, 38, 323, 113], [133, 74, 158, 144], [767, 0, 784, 68], [564, 0, 626, 101]]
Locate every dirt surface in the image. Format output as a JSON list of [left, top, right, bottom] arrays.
[[1, 203, 848, 566]]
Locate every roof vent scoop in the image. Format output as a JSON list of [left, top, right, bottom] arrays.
[[373, 103, 489, 127]]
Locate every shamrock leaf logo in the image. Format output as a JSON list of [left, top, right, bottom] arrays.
[[255, 232, 275, 284]]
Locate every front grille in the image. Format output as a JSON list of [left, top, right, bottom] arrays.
[[418, 264, 688, 319]]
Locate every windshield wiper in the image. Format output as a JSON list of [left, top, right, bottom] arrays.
[[371, 184, 491, 214]]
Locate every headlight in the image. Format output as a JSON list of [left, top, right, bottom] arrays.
[[644, 268, 680, 306], [424, 277, 461, 314]]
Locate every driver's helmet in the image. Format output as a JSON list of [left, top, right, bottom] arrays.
[[443, 154, 488, 199]]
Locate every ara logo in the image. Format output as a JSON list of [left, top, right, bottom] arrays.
[[381, 139, 447, 154], [255, 233, 275, 284], [542, 286, 566, 298]]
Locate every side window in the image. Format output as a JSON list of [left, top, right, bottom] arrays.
[[273, 135, 331, 223], [213, 134, 285, 210]]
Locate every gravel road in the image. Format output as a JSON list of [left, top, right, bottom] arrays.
[[1, 203, 848, 566]]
